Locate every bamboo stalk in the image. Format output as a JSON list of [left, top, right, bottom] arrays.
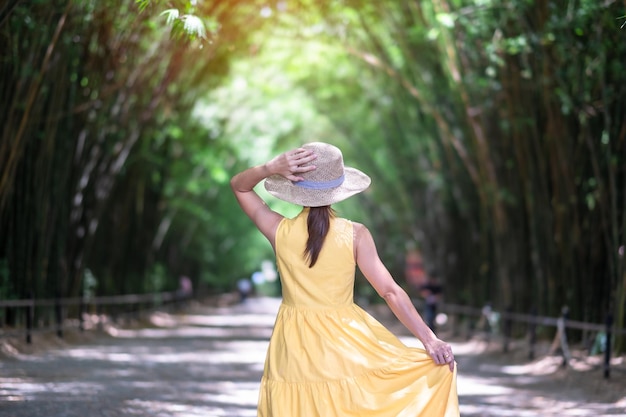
[[0, 2, 72, 212]]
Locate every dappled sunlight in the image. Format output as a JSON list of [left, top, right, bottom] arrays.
[[455, 347, 626, 417], [148, 311, 278, 329], [1, 377, 262, 416], [569, 354, 625, 372], [123, 386, 259, 417], [57, 339, 268, 367], [451, 338, 492, 356], [122, 400, 215, 417], [0, 301, 273, 415], [179, 313, 277, 327], [104, 300, 280, 343], [458, 367, 626, 416], [459, 393, 626, 417], [490, 355, 563, 376], [457, 375, 515, 396], [2, 298, 624, 416], [120, 381, 260, 416], [0, 379, 106, 399], [148, 311, 180, 327], [106, 324, 273, 340]]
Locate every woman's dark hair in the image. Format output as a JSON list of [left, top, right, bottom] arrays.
[[305, 206, 334, 267]]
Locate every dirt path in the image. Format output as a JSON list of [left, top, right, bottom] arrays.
[[452, 339, 625, 416], [1, 297, 624, 417]]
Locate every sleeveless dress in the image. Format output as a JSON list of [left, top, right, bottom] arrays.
[[257, 208, 459, 417]]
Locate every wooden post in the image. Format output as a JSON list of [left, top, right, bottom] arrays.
[[79, 296, 84, 332], [503, 306, 512, 353], [559, 306, 570, 367], [604, 313, 613, 379], [97, 303, 104, 332], [55, 292, 63, 338], [466, 317, 474, 341], [528, 307, 537, 360], [549, 305, 571, 367], [26, 293, 34, 344]]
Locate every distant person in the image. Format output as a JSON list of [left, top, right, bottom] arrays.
[[237, 277, 252, 303], [178, 275, 193, 298], [420, 273, 443, 331], [231, 142, 458, 416], [405, 247, 427, 290]]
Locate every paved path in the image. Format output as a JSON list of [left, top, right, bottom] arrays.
[[1, 297, 624, 417]]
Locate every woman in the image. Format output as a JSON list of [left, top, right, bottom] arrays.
[[230, 142, 459, 417]]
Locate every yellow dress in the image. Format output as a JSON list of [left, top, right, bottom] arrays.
[[257, 208, 459, 417]]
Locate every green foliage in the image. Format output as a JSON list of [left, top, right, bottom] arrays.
[[136, 0, 150, 13], [83, 269, 98, 299], [160, 8, 211, 42], [0, 0, 275, 300], [1, 0, 624, 349], [146, 263, 167, 293]]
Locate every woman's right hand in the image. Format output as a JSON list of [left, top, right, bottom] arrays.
[[423, 338, 456, 372], [266, 148, 317, 181]]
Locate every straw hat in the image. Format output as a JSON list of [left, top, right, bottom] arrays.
[[264, 142, 371, 207]]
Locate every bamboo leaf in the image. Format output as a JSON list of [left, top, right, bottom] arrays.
[[181, 15, 207, 39], [136, 0, 150, 13], [436, 12, 455, 28], [160, 9, 179, 26]]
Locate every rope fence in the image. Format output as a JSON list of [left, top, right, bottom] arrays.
[[2, 293, 624, 379], [435, 301, 625, 379], [0, 290, 190, 343]]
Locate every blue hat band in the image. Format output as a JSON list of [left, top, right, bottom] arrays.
[[293, 174, 345, 190]]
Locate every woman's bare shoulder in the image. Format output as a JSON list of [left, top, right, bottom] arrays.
[[349, 221, 375, 250], [350, 221, 369, 234]]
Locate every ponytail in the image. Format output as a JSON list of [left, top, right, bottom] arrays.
[[305, 206, 334, 267]]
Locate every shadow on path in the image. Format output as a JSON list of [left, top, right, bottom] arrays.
[[0, 298, 280, 417], [1, 297, 624, 417]]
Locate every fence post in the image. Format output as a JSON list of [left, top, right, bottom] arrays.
[[79, 296, 85, 332], [26, 292, 34, 344], [481, 303, 492, 344], [503, 306, 512, 353], [97, 302, 104, 332], [450, 306, 460, 338], [466, 316, 475, 341], [604, 313, 613, 379], [559, 306, 570, 367], [55, 292, 63, 338], [528, 307, 537, 360]]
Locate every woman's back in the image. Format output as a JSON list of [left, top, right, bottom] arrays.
[[276, 208, 355, 308], [231, 142, 459, 416]]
